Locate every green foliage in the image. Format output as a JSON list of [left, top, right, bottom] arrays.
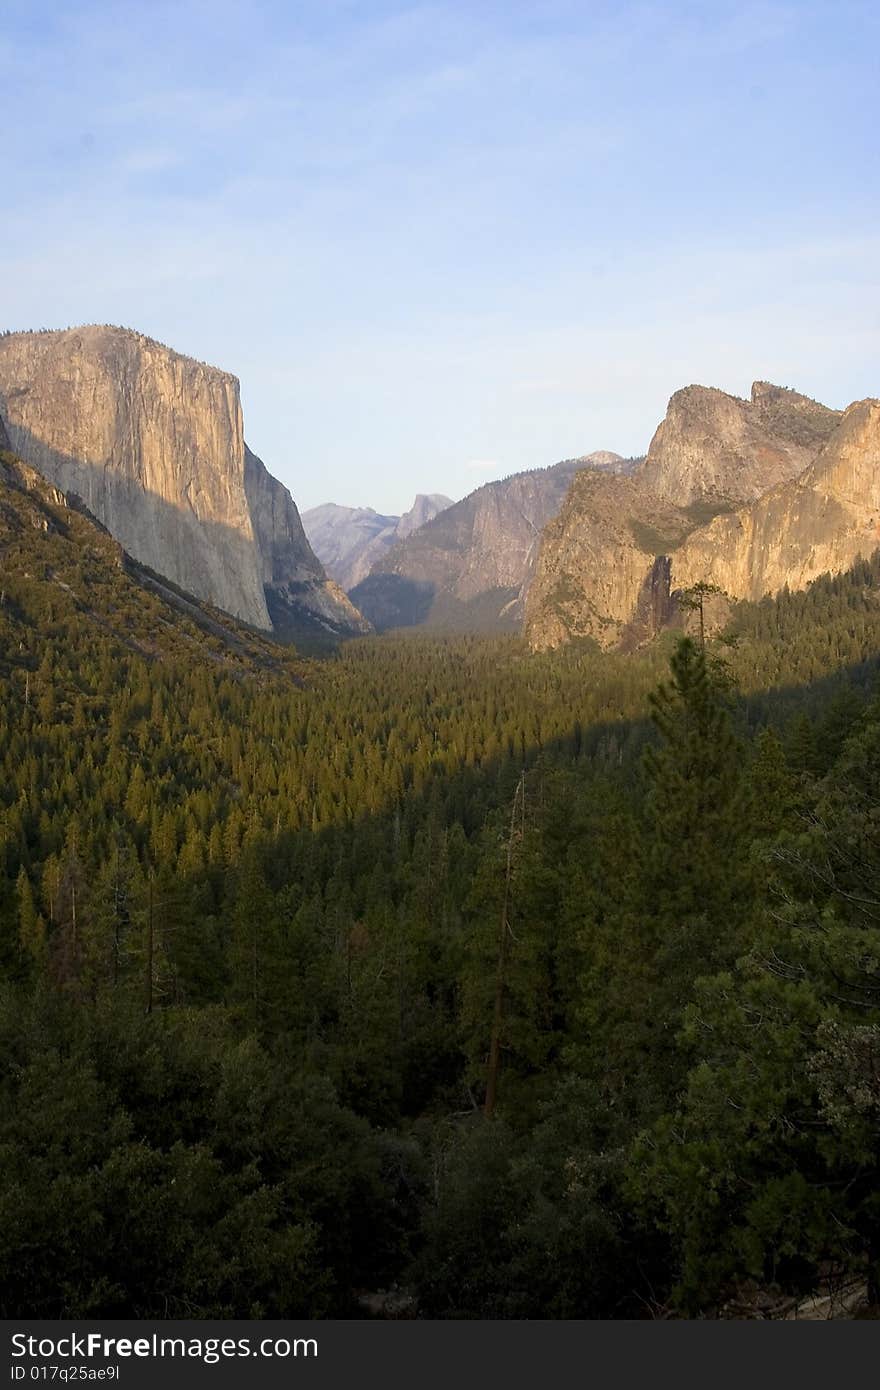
[[4, 470, 880, 1315], [628, 697, 880, 1311]]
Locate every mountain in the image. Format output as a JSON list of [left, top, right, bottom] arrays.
[[639, 380, 841, 506], [349, 452, 632, 632], [672, 396, 880, 602], [395, 492, 454, 539], [0, 326, 369, 640], [0, 439, 299, 673], [241, 445, 369, 640], [524, 470, 691, 651], [302, 504, 398, 591], [525, 381, 853, 651], [302, 493, 452, 591]]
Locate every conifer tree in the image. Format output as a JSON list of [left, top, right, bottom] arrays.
[[16, 867, 46, 968], [643, 636, 748, 957]]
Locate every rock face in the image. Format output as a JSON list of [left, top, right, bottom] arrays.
[[639, 381, 840, 507], [396, 493, 454, 540], [524, 471, 694, 650], [671, 397, 880, 601], [242, 446, 369, 637], [0, 410, 10, 452], [350, 452, 631, 632], [302, 493, 452, 591], [0, 444, 301, 672], [303, 504, 398, 592], [0, 325, 369, 638], [525, 381, 865, 651]]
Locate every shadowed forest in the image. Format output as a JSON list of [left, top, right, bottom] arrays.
[[3, 480, 880, 1316]]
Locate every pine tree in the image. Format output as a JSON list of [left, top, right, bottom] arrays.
[[16, 867, 46, 968], [643, 636, 746, 935]]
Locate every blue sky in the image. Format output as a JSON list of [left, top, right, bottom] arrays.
[[3, 1, 878, 513]]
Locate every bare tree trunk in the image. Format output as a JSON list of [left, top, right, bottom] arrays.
[[252, 923, 259, 1027], [484, 773, 524, 1119], [145, 875, 153, 1015], [113, 844, 121, 989]]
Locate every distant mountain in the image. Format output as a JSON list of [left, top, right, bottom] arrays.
[[396, 492, 454, 539], [349, 452, 633, 632], [524, 381, 875, 652], [302, 493, 452, 591], [0, 326, 370, 641]]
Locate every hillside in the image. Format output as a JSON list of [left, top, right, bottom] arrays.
[[3, 496, 880, 1315]]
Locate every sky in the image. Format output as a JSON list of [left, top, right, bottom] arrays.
[[2, 0, 878, 514]]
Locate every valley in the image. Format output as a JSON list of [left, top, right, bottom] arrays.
[[4, 0, 878, 1345], [1, 327, 880, 1320]]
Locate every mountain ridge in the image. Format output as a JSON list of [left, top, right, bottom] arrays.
[[638, 379, 841, 506], [350, 450, 634, 632], [303, 493, 452, 591], [525, 380, 869, 651], [671, 395, 880, 603]]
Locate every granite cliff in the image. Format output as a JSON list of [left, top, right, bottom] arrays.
[[303, 493, 452, 591], [525, 381, 863, 651], [242, 445, 368, 638], [524, 471, 690, 650], [0, 326, 369, 638], [0, 443, 301, 673], [350, 452, 632, 632], [672, 397, 880, 601], [639, 381, 840, 506]]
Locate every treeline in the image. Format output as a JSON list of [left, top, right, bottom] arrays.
[[2, 542, 880, 1315]]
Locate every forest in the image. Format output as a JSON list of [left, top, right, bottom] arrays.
[[2, 471, 880, 1317]]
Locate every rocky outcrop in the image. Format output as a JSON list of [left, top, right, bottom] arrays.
[[396, 493, 454, 540], [524, 471, 693, 650], [0, 325, 368, 638], [638, 381, 840, 507], [672, 397, 880, 601], [525, 384, 879, 652], [579, 450, 634, 474], [350, 453, 629, 632], [243, 447, 370, 637], [0, 410, 10, 452], [303, 493, 452, 591]]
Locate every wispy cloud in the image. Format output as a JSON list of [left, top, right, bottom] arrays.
[[119, 147, 183, 175]]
